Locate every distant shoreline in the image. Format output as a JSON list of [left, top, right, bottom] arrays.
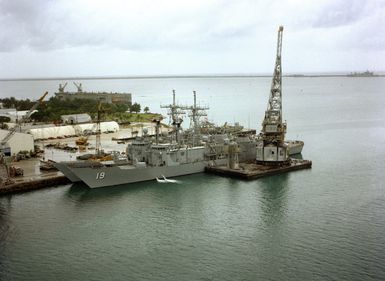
[[0, 74, 384, 82]]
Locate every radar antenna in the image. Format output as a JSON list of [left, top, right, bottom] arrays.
[[184, 91, 208, 133], [160, 90, 186, 144], [182, 91, 209, 147]]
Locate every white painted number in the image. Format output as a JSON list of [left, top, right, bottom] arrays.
[[96, 172, 105, 179]]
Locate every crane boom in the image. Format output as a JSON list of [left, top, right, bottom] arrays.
[[1, 91, 48, 146], [23, 91, 48, 121], [256, 26, 289, 165], [261, 26, 285, 142]]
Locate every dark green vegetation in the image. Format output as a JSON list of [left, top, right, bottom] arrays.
[[0, 116, 11, 128], [0, 97, 159, 123], [0, 97, 35, 110]]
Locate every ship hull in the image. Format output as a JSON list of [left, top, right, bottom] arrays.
[[65, 161, 220, 188], [286, 140, 304, 155], [54, 162, 82, 182]]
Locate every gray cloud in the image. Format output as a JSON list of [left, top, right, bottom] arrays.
[[0, 0, 260, 52], [0, 0, 384, 77], [312, 0, 366, 28], [0, 0, 109, 51], [0, 0, 53, 50]]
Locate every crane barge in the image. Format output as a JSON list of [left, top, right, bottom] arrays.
[[206, 26, 312, 179]]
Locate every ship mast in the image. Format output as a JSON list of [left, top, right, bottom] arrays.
[[256, 26, 289, 164], [95, 101, 102, 157], [160, 90, 186, 144], [184, 91, 208, 146]]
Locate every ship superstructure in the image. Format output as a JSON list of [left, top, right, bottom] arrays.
[[54, 92, 228, 188], [160, 90, 186, 144]]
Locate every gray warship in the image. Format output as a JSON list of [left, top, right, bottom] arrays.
[[54, 91, 231, 188]]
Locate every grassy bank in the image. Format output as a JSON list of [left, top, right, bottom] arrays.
[[107, 112, 163, 123]]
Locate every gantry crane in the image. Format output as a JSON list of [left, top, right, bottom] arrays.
[[256, 26, 289, 164]]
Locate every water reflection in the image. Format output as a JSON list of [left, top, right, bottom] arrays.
[[258, 173, 289, 226], [0, 197, 13, 251], [256, 173, 290, 276]]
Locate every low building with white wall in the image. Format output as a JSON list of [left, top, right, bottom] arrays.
[[0, 129, 35, 156]]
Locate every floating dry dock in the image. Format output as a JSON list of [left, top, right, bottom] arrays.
[[205, 159, 312, 180]]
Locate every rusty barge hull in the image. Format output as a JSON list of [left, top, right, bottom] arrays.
[[205, 159, 312, 180]]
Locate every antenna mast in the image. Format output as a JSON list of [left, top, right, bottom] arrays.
[[183, 91, 209, 146], [160, 90, 186, 144], [186, 91, 208, 133]]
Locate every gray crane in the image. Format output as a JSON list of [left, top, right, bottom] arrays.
[[1, 91, 48, 152], [256, 26, 289, 164]]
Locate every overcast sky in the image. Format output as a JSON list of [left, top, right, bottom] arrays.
[[0, 0, 384, 78]]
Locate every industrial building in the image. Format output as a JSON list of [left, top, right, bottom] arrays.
[[54, 82, 132, 105], [61, 113, 92, 124], [0, 129, 34, 156], [26, 122, 120, 140], [0, 108, 38, 123], [27, 126, 77, 140], [74, 121, 119, 135]]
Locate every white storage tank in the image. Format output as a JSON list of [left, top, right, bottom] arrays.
[[28, 125, 76, 140], [100, 121, 119, 133]]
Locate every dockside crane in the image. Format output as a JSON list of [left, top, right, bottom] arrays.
[[0, 91, 48, 153], [0, 91, 48, 184], [95, 100, 103, 157], [256, 26, 289, 164]]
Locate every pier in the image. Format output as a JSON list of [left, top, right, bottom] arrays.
[[0, 173, 69, 195], [0, 158, 70, 196]]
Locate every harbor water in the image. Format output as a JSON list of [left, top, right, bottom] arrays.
[[1, 76, 385, 280]]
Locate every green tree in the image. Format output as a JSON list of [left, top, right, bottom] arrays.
[[0, 116, 10, 129], [130, 103, 141, 113], [0, 116, 10, 123], [144, 106, 149, 113], [115, 103, 129, 113]]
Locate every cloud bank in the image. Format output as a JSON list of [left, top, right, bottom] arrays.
[[0, 0, 384, 77]]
